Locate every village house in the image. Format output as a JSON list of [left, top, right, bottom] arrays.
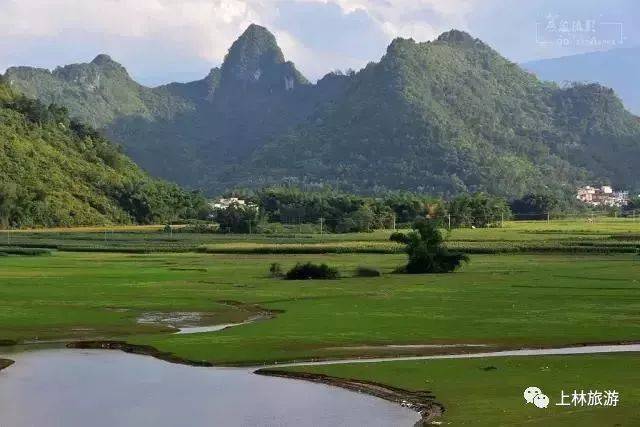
[[576, 185, 629, 207], [209, 197, 258, 210]]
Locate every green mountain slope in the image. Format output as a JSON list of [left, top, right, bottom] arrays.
[[523, 47, 640, 115], [0, 78, 205, 228], [5, 27, 640, 197], [5, 54, 193, 128], [246, 31, 640, 196]]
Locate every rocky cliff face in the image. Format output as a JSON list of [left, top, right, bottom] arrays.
[[219, 24, 308, 93]]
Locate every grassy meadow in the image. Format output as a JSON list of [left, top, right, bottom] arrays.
[[283, 354, 640, 426], [1, 218, 639, 424]]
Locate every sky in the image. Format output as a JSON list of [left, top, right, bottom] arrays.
[[0, 0, 638, 86]]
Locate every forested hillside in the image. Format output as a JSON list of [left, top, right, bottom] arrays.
[[247, 31, 640, 196], [5, 26, 640, 197], [0, 77, 206, 228], [524, 47, 640, 115]]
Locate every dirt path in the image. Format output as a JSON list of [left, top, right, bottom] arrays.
[[271, 342, 640, 368]]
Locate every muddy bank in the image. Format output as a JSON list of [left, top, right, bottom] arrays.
[[0, 358, 14, 371], [256, 369, 444, 426], [0, 340, 17, 347], [67, 341, 213, 367]]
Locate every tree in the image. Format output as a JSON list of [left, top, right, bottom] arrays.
[[392, 219, 469, 274], [447, 193, 510, 228], [510, 193, 559, 220], [0, 182, 19, 228], [214, 202, 260, 233]]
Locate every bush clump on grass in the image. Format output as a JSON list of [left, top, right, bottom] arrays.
[[389, 232, 409, 244], [355, 266, 381, 277], [285, 262, 339, 280], [392, 219, 469, 274], [269, 262, 283, 278], [0, 247, 52, 256]]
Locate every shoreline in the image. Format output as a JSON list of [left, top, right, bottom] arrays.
[[7, 338, 640, 426], [54, 338, 640, 369], [0, 358, 14, 371], [255, 369, 444, 425], [66, 341, 214, 367]]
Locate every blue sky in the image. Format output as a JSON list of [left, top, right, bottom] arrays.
[[0, 0, 638, 86]]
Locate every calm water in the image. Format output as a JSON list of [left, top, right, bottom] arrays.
[[0, 349, 420, 427]]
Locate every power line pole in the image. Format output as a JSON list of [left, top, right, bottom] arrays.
[[392, 214, 396, 231], [448, 214, 451, 231], [547, 212, 550, 224], [320, 217, 324, 236]]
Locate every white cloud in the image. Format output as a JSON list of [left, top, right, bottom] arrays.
[[0, 0, 481, 85], [308, 0, 474, 38], [0, 0, 270, 63]]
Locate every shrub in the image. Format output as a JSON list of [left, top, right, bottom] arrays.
[[269, 262, 283, 278], [285, 262, 339, 280], [355, 266, 381, 277], [173, 223, 217, 233], [394, 219, 469, 274], [390, 232, 409, 244], [0, 247, 52, 256]]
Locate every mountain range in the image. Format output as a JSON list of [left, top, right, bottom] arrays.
[[5, 24, 640, 197], [523, 47, 640, 116]]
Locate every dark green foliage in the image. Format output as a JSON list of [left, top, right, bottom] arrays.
[[253, 186, 397, 233], [0, 247, 52, 256], [625, 197, 640, 212], [390, 232, 410, 244], [0, 82, 207, 228], [355, 266, 382, 277], [285, 262, 339, 280], [269, 262, 283, 278], [447, 193, 511, 228], [395, 219, 469, 274], [214, 203, 260, 233], [510, 193, 560, 220], [171, 222, 218, 234]]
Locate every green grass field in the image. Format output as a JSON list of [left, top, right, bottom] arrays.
[[1, 251, 639, 364], [283, 354, 640, 426], [1, 218, 639, 425], [2, 218, 640, 254]]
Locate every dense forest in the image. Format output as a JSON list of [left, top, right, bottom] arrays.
[[5, 25, 640, 197], [0, 76, 207, 228]]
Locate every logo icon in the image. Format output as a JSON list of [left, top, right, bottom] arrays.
[[524, 386, 549, 408]]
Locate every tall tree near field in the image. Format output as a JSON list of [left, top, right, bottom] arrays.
[[391, 219, 469, 274]]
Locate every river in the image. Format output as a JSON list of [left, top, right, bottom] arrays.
[[0, 348, 420, 427]]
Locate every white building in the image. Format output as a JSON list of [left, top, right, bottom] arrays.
[[210, 197, 246, 210]]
